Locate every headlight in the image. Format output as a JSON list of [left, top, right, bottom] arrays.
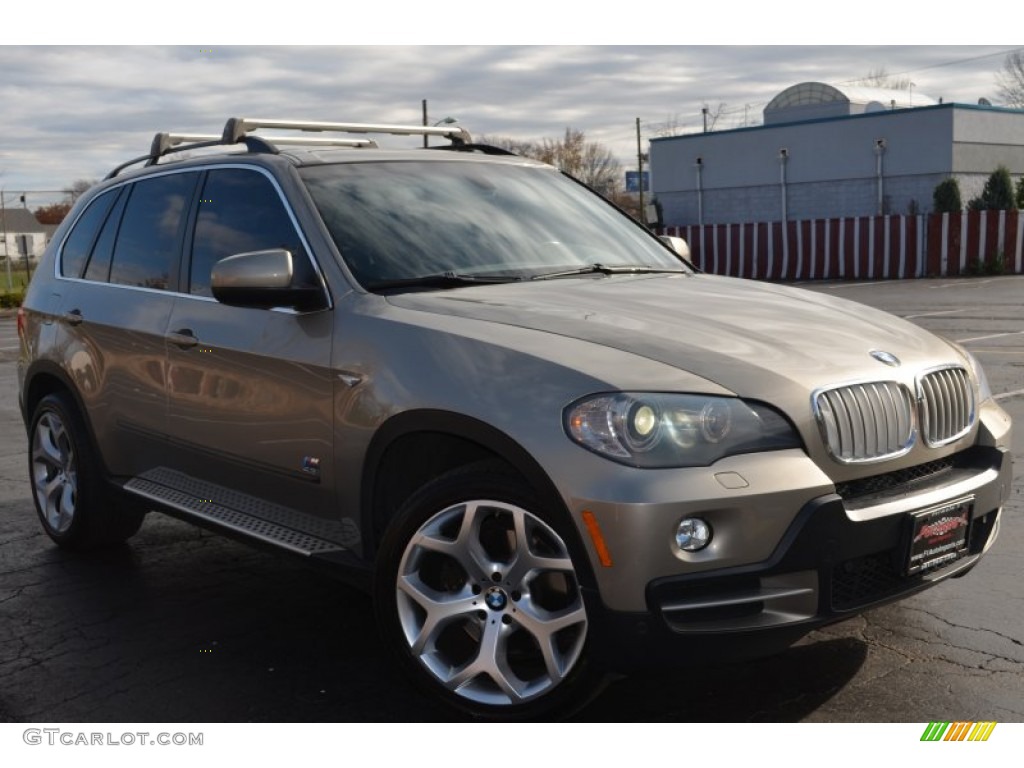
[[564, 392, 801, 468]]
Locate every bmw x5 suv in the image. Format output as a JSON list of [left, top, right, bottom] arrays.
[[17, 117, 1012, 718]]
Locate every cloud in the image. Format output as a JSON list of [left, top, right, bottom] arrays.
[[0, 45, 1013, 200]]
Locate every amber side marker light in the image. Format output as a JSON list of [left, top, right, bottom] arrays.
[[581, 510, 613, 567]]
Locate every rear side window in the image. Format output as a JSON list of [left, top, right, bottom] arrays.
[[60, 190, 118, 278], [83, 188, 128, 283], [189, 168, 317, 296], [108, 173, 197, 290]]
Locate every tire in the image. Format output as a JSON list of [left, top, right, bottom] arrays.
[[375, 463, 603, 720], [29, 392, 144, 550]]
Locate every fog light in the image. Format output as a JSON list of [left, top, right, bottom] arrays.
[[675, 518, 711, 552]]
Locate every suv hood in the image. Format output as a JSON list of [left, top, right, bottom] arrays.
[[386, 273, 962, 401]]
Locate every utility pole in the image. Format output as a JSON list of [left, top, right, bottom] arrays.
[[635, 117, 644, 222], [1, 190, 10, 291], [422, 99, 429, 148]]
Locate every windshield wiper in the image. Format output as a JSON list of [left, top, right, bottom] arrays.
[[530, 263, 688, 281], [365, 271, 521, 293]]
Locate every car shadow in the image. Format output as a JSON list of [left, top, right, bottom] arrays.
[[0, 512, 866, 723], [573, 636, 868, 722]]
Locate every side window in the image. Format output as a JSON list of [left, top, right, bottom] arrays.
[[83, 188, 128, 283], [190, 168, 318, 297], [60, 190, 118, 278], [108, 173, 197, 290]]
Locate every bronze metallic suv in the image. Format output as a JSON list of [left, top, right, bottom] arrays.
[[17, 117, 1013, 718]]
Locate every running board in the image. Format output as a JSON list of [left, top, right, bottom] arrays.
[[123, 467, 354, 556]]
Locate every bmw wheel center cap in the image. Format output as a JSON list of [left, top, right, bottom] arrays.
[[484, 587, 508, 611]]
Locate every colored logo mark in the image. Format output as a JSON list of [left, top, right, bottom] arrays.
[[921, 722, 997, 741]]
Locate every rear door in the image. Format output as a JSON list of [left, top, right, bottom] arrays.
[[57, 171, 198, 477]]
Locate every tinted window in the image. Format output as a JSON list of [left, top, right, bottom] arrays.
[[108, 173, 196, 290], [61, 190, 117, 278], [190, 168, 316, 296], [83, 188, 128, 283]]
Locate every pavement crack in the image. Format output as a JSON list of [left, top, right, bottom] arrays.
[[902, 605, 1024, 649]]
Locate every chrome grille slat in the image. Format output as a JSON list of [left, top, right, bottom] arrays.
[[815, 367, 975, 463], [918, 366, 974, 447], [814, 381, 914, 463]]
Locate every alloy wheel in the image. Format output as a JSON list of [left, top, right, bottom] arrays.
[[395, 499, 588, 706], [32, 410, 78, 534]]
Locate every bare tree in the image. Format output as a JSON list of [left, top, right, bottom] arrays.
[[701, 102, 727, 132], [997, 51, 1024, 107], [63, 178, 98, 202], [477, 135, 540, 156], [856, 67, 912, 90], [652, 114, 685, 138], [480, 129, 621, 197], [535, 129, 621, 196]]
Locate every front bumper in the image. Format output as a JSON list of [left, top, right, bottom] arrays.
[[582, 444, 1010, 672]]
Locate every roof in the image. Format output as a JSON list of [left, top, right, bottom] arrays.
[[1, 208, 46, 233]]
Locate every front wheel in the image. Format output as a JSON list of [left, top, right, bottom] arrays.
[[375, 465, 601, 719]]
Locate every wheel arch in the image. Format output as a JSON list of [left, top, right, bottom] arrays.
[[22, 362, 87, 431], [361, 409, 596, 588], [21, 362, 114, 477]]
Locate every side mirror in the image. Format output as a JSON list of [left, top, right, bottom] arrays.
[[211, 249, 326, 311], [659, 235, 690, 260]]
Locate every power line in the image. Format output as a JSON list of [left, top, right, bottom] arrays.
[[833, 46, 1023, 85]]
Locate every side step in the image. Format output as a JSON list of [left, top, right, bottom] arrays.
[[124, 468, 354, 557]]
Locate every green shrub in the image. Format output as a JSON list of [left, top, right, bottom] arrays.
[[969, 166, 1017, 211], [967, 251, 1007, 277], [933, 178, 962, 213], [0, 290, 25, 309]]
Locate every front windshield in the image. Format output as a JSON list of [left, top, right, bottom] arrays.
[[299, 160, 688, 288]]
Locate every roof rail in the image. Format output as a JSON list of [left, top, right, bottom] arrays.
[[151, 133, 223, 156], [104, 133, 229, 179], [221, 117, 472, 146], [105, 117, 472, 180]]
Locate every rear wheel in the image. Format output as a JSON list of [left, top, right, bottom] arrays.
[[375, 465, 602, 719], [29, 392, 144, 550]]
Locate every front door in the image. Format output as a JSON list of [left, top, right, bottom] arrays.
[[162, 167, 336, 521]]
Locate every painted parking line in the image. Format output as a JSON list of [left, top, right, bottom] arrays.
[[956, 330, 1024, 344], [804, 280, 890, 289], [938, 279, 999, 289], [994, 388, 1024, 402], [903, 309, 967, 320]]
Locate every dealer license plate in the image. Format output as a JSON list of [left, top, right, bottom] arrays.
[[906, 498, 972, 575]]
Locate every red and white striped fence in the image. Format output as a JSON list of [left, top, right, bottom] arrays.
[[659, 210, 1024, 279]]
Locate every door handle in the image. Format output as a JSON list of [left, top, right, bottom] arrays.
[[62, 309, 84, 326], [166, 329, 199, 349]]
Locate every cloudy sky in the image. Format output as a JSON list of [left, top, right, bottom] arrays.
[[1, 44, 1019, 207]]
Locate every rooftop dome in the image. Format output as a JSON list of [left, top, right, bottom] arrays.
[[764, 81, 938, 125]]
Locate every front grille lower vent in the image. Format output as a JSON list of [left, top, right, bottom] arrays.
[[834, 456, 956, 501], [918, 366, 975, 447], [814, 381, 915, 464]]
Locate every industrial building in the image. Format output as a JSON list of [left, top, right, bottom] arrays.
[[650, 82, 1024, 228]]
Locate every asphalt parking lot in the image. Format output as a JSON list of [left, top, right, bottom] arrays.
[[0, 276, 1022, 723]]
